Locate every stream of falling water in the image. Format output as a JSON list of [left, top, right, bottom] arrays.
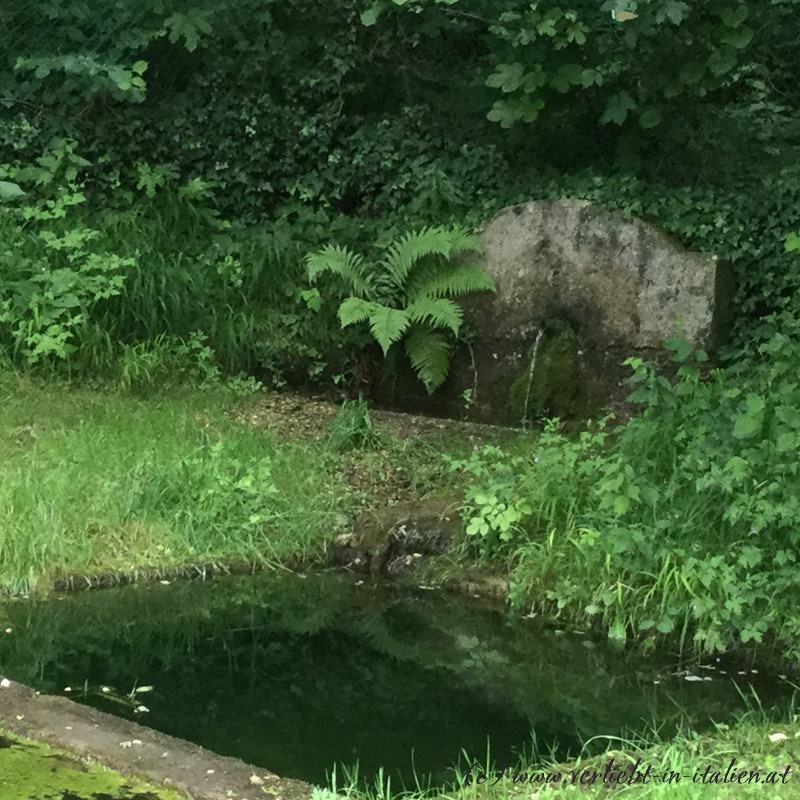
[[521, 328, 544, 427]]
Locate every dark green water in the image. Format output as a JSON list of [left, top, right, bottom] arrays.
[[0, 573, 794, 789]]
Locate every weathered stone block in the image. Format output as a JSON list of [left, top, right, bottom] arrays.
[[474, 199, 731, 350], [455, 199, 734, 423]]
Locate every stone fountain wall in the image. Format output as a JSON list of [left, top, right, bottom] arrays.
[[383, 199, 734, 424]]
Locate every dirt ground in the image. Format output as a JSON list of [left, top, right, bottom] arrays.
[[228, 390, 522, 442]]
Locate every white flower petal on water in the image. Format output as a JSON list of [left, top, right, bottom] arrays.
[[769, 733, 789, 743], [0, 678, 11, 688]]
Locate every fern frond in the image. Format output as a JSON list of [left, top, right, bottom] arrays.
[[407, 262, 495, 301], [406, 296, 463, 337], [305, 245, 371, 298], [338, 297, 380, 328], [367, 305, 411, 355], [404, 326, 452, 394], [380, 226, 478, 291]]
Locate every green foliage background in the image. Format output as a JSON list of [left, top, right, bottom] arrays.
[[2, 0, 800, 658], [3, 0, 799, 358]]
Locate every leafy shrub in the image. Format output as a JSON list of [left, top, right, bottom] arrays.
[[453, 324, 800, 658], [0, 142, 131, 366]]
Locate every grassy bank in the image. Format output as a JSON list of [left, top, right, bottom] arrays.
[[0, 373, 490, 592], [0, 374, 345, 590], [2, 366, 799, 663], [328, 712, 800, 800]]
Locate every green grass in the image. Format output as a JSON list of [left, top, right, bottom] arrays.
[[0, 373, 345, 590], [0, 372, 487, 592], [327, 712, 800, 800]]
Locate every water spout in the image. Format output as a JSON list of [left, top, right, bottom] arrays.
[[521, 328, 544, 428]]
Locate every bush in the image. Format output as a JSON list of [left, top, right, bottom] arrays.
[[454, 323, 800, 659]]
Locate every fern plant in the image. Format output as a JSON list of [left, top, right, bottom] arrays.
[[306, 225, 494, 393]]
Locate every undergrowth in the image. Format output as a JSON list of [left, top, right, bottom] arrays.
[[452, 322, 800, 661]]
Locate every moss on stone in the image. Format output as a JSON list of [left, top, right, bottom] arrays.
[[508, 321, 585, 423], [0, 729, 183, 800]]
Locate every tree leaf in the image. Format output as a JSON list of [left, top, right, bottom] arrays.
[[600, 91, 636, 125], [485, 63, 526, 93], [721, 5, 748, 27], [360, 1, 387, 25], [720, 25, 753, 49], [639, 107, 662, 129], [0, 181, 25, 203]]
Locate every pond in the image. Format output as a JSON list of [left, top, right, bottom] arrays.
[[0, 573, 794, 790]]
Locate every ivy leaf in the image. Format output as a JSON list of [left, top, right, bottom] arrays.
[[360, 1, 387, 26], [708, 48, 737, 77], [658, 0, 689, 25], [600, 91, 636, 125], [679, 60, 707, 85], [639, 107, 662, 128], [720, 25, 753, 49], [785, 231, 800, 252], [721, 5, 748, 27]]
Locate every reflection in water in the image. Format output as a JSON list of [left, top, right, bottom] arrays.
[[0, 573, 793, 788]]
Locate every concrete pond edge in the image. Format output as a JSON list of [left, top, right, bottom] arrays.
[[0, 678, 311, 800]]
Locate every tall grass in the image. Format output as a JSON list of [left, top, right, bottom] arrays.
[[326, 704, 800, 800], [0, 375, 343, 590]]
